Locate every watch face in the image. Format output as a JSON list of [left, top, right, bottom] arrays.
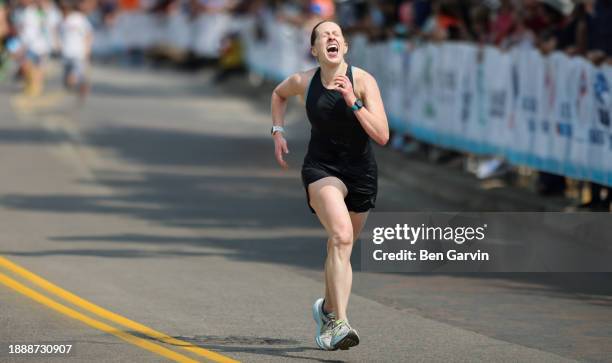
[[356, 99, 363, 108]]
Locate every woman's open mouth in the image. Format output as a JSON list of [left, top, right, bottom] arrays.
[[326, 43, 339, 58]]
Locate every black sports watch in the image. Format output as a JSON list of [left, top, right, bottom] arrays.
[[351, 98, 364, 111]]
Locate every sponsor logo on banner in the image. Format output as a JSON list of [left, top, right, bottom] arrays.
[[594, 71, 610, 127]]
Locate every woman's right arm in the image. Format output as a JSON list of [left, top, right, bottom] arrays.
[[270, 72, 307, 169]]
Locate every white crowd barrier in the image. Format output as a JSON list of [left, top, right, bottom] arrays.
[[242, 20, 612, 187], [241, 16, 317, 81], [92, 11, 247, 57]]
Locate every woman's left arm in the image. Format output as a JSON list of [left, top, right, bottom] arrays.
[[334, 71, 389, 145]]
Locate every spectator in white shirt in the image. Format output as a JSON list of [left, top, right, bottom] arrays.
[[19, 0, 50, 95], [59, 0, 93, 102]]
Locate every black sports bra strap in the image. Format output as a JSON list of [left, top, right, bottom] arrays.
[[346, 64, 353, 84], [306, 68, 320, 104]]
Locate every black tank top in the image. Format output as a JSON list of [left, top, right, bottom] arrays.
[[305, 65, 373, 163]]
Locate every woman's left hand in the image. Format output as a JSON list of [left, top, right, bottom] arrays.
[[333, 75, 357, 107]]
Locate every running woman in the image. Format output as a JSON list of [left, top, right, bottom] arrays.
[[270, 20, 389, 351]]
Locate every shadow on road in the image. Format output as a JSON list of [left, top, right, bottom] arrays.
[[0, 128, 70, 144], [166, 334, 344, 363], [125, 331, 345, 362]]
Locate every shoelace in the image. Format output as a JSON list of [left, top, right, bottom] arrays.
[[325, 311, 337, 322], [329, 319, 348, 335], [322, 314, 337, 332]]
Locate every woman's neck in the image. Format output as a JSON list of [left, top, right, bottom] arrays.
[[320, 61, 347, 87]]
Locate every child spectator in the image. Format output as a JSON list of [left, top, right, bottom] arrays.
[[19, 0, 52, 96], [59, 0, 93, 103]]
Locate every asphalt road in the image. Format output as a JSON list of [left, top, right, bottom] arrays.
[[0, 63, 610, 362]]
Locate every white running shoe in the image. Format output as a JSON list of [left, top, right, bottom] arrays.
[[327, 319, 360, 351], [312, 298, 335, 350]]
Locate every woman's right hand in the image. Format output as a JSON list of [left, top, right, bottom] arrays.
[[273, 133, 289, 169], [271, 71, 309, 169]]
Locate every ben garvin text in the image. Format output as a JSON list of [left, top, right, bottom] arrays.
[[371, 223, 491, 262]]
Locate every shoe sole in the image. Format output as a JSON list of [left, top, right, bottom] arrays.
[[312, 299, 323, 330], [333, 330, 360, 351], [312, 299, 326, 350]]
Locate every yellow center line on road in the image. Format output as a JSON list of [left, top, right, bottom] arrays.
[[0, 257, 239, 363], [0, 272, 199, 363]]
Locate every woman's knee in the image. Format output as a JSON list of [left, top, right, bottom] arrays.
[[328, 227, 354, 251]]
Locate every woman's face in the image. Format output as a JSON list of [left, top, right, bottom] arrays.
[[311, 22, 348, 65]]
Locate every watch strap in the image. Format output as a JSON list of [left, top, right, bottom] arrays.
[[271, 125, 285, 135]]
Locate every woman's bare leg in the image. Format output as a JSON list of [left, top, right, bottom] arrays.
[[309, 176, 361, 321], [322, 211, 368, 316]]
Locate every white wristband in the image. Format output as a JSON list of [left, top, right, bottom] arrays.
[[271, 125, 285, 135]]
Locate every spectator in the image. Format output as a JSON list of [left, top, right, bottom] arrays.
[[469, 3, 492, 44], [0, 0, 8, 40], [491, 0, 516, 46], [396, 0, 414, 36], [532, 0, 573, 53], [41, 0, 62, 54], [412, 0, 432, 30], [421, 0, 469, 42], [336, 0, 362, 31], [338, 0, 373, 37], [59, 0, 94, 102], [304, 0, 336, 33], [0, 0, 9, 80], [556, 0, 594, 55], [19, 0, 53, 96], [310, 0, 334, 19], [119, 0, 140, 12], [192, 0, 237, 15], [591, 0, 612, 56]]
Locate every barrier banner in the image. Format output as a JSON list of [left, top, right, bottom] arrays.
[[192, 13, 231, 57], [459, 45, 480, 152], [560, 57, 579, 177], [604, 66, 612, 185], [385, 40, 406, 131], [115, 12, 156, 49], [590, 66, 612, 185], [570, 58, 594, 179], [157, 12, 191, 51]]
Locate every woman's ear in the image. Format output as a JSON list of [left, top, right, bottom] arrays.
[[344, 41, 349, 55], [311, 46, 317, 58]]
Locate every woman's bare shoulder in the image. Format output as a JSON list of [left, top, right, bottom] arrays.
[[351, 66, 375, 83], [277, 68, 318, 97], [296, 67, 318, 86], [351, 66, 376, 97]]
